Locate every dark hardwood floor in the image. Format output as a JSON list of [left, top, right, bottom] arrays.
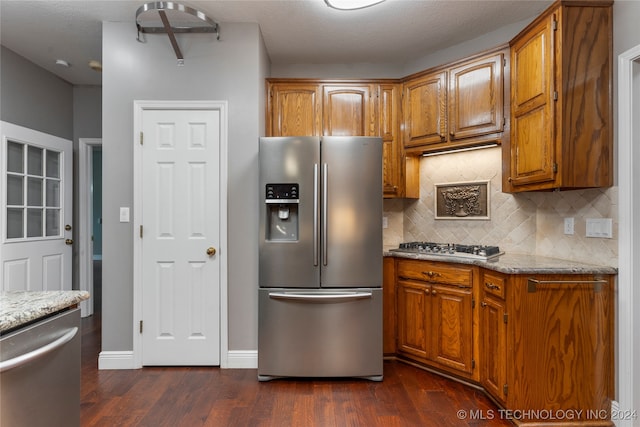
[[81, 264, 512, 426]]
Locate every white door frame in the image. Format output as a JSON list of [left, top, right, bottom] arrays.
[[132, 100, 228, 368], [78, 138, 102, 317], [617, 44, 640, 425]]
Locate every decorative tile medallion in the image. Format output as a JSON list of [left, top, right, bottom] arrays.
[[435, 180, 490, 220]]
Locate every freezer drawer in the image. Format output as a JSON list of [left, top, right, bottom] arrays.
[[258, 288, 383, 381]]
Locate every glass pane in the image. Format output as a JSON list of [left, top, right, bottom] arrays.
[[7, 141, 24, 173], [27, 177, 43, 206], [46, 209, 60, 236], [46, 150, 60, 178], [27, 146, 43, 176], [7, 175, 24, 205], [46, 180, 60, 207], [27, 208, 43, 237], [7, 208, 24, 239]]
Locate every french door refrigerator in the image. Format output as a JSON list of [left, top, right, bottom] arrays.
[[258, 136, 383, 381]]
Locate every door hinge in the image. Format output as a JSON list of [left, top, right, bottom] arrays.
[[472, 359, 476, 369], [553, 90, 558, 101], [139, 320, 143, 333], [139, 225, 143, 238], [139, 131, 144, 145], [503, 383, 509, 396], [472, 298, 475, 309], [552, 19, 558, 31], [503, 117, 506, 127], [503, 312, 508, 324], [503, 58, 506, 67], [553, 162, 558, 173]]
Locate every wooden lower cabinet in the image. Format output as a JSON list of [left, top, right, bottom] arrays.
[[395, 259, 478, 381], [389, 257, 615, 426], [506, 274, 615, 426]]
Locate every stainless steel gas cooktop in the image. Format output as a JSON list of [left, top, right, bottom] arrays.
[[389, 242, 503, 261]]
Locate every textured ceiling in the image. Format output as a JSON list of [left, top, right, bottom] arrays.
[[0, 0, 551, 85]]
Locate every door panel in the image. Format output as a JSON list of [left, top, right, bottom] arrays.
[[321, 136, 382, 288], [258, 136, 320, 288], [1, 122, 72, 291], [141, 109, 220, 366]]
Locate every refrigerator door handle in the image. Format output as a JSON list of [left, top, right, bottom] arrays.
[[322, 163, 328, 266], [268, 291, 372, 303], [313, 163, 319, 267]]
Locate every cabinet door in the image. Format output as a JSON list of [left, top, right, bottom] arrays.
[[430, 284, 474, 374], [481, 294, 507, 404], [267, 83, 321, 136], [383, 257, 397, 355], [403, 71, 447, 148], [509, 14, 556, 187], [322, 84, 376, 136], [379, 84, 401, 197], [397, 280, 430, 360], [510, 275, 614, 420], [449, 53, 504, 140]]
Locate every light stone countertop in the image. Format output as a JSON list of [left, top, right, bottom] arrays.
[[384, 250, 618, 275], [0, 290, 90, 333]]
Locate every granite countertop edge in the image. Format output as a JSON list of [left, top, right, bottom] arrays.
[[0, 290, 90, 333], [384, 251, 618, 275]]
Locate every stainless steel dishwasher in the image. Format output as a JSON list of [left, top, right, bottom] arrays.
[[0, 307, 81, 427]]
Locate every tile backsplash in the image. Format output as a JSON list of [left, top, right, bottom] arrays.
[[383, 146, 618, 267]]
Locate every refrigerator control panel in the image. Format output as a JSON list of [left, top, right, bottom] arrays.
[[265, 183, 299, 203]]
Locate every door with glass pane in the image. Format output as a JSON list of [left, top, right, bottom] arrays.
[[1, 122, 72, 291]]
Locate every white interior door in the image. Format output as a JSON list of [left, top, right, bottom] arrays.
[[1, 122, 73, 291], [140, 108, 221, 366]]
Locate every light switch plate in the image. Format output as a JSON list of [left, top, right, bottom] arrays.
[[382, 216, 388, 229], [119, 207, 130, 223], [586, 218, 613, 238]]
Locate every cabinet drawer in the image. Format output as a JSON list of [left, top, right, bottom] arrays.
[[482, 272, 506, 299], [397, 260, 473, 287]]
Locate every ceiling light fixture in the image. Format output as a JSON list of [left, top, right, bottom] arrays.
[[324, 0, 386, 10], [88, 60, 102, 72], [55, 59, 70, 68], [421, 143, 499, 157]]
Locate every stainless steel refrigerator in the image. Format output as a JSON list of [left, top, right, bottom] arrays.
[[258, 136, 383, 381]]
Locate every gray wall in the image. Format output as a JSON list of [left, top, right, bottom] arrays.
[[101, 21, 267, 352], [1, 45, 73, 139]]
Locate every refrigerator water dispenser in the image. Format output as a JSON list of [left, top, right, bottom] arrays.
[[265, 183, 299, 241]]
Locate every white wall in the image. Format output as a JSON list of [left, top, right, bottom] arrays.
[[101, 22, 267, 352]]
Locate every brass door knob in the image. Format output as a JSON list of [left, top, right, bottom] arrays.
[[65, 239, 74, 245], [206, 247, 216, 256]]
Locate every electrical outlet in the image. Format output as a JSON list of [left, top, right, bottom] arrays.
[[119, 207, 130, 223], [564, 217, 574, 235]]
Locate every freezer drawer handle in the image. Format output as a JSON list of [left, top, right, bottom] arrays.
[[0, 326, 78, 373], [268, 291, 372, 303]]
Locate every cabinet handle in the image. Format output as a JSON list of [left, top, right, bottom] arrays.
[[484, 282, 501, 291], [481, 301, 488, 307], [527, 278, 607, 293], [422, 271, 441, 278], [449, 131, 455, 137]]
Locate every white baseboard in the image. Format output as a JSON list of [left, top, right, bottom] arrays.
[[225, 350, 258, 369], [98, 351, 136, 370], [97, 350, 257, 370]]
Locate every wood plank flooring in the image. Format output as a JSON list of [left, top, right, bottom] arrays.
[[81, 264, 512, 426], [80, 312, 513, 427]]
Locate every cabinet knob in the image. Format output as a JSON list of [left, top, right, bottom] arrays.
[[449, 131, 455, 137], [65, 239, 74, 245], [481, 301, 488, 307], [431, 290, 437, 296], [206, 247, 217, 256]]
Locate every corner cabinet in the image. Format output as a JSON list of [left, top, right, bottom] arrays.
[[403, 47, 508, 155], [266, 79, 419, 199], [396, 259, 478, 381], [503, 0, 613, 192]]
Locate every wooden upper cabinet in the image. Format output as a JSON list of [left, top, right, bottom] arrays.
[[403, 71, 447, 148], [322, 84, 376, 136], [503, 1, 613, 192], [267, 82, 321, 136], [449, 53, 504, 141], [403, 46, 508, 155]]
